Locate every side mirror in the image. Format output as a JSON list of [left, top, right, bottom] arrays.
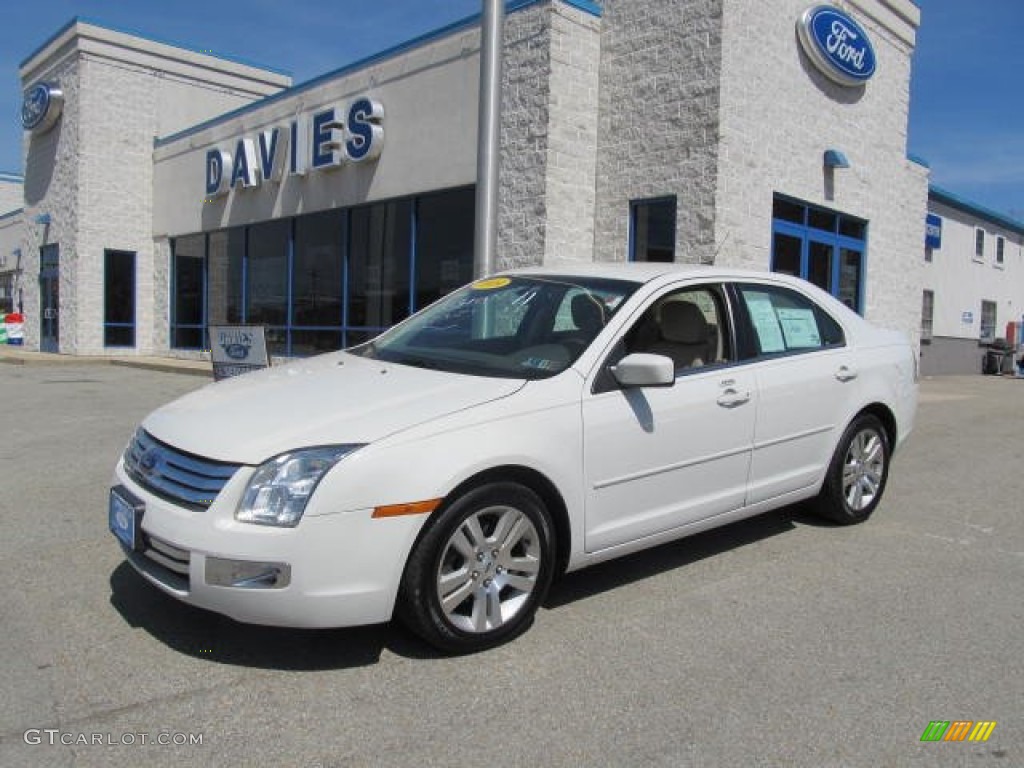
[[610, 353, 675, 388]]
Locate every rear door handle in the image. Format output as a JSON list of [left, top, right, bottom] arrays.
[[717, 388, 751, 408], [835, 365, 858, 382]]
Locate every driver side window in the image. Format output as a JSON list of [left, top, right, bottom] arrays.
[[624, 285, 732, 372]]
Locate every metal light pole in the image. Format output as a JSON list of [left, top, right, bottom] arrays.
[[474, 0, 504, 278]]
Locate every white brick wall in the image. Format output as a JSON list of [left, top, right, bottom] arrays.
[[497, 1, 602, 270], [497, 4, 553, 271], [0, 179, 22, 215], [715, 0, 927, 346], [17, 21, 289, 354], [14, 3, 927, 356], [594, 0, 724, 264], [20, 56, 81, 352], [588, 0, 925, 345]]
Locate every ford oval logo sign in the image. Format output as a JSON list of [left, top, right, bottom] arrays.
[[21, 81, 64, 134], [797, 5, 877, 87]]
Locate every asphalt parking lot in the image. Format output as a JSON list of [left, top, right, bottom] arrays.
[[0, 361, 1020, 767]]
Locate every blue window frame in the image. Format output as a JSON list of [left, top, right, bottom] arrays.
[[771, 195, 866, 313]]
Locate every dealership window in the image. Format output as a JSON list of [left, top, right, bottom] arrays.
[[921, 290, 934, 344], [0, 273, 13, 314], [349, 200, 412, 341], [980, 299, 997, 342], [974, 228, 985, 260], [171, 235, 206, 349], [169, 186, 474, 355], [208, 228, 244, 326], [292, 209, 345, 355], [771, 195, 866, 313], [103, 250, 136, 347], [246, 219, 290, 354], [415, 187, 475, 311], [996, 236, 1005, 266], [630, 197, 677, 262]]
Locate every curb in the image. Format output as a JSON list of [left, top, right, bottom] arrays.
[[0, 350, 212, 378]]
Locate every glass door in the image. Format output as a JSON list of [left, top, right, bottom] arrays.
[[39, 244, 59, 353]]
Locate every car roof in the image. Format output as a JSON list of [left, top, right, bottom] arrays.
[[502, 261, 803, 287], [502, 261, 710, 283]]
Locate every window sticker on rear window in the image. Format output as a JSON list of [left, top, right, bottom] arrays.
[[743, 292, 785, 353], [776, 308, 821, 349]]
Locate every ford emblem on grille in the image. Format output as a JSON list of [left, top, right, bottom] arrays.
[[139, 448, 161, 474]]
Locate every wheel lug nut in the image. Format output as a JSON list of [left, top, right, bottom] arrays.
[[476, 552, 485, 562], [491, 549, 498, 557], [484, 579, 492, 587], [472, 571, 480, 579]]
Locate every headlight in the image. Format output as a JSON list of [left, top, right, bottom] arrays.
[[237, 445, 364, 527]]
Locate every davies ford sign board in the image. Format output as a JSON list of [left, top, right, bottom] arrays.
[[797, 5, 877, 87], [209, 325, 270, 381]]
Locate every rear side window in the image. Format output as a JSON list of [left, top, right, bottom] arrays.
[[737, 284, 844, 357]]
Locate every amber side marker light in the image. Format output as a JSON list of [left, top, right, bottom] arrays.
[[372, 499, 442, 518]]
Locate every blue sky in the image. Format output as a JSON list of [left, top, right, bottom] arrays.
[[2, 1, 1022, 219]]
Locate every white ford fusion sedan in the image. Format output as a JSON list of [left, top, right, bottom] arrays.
[[110, 264, 917, 652]]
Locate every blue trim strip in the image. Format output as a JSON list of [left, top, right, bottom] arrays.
[[906, 153, 930, 169], [156, 0, 601, 149], [561, 0, 603, 14], [0, 171, 24, 182], [0, 208, 24, 222], [20, 15, 291, 76], [929, 184, 1024, 237]]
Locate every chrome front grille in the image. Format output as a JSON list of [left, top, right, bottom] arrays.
[[123, 429, 240, 510]]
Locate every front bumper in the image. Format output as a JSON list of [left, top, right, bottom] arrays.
[[111, 461, 426, 629]]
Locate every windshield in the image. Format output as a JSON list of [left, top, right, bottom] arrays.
[[353, 275, 638, 379]]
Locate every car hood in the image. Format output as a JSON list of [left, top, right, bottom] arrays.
[[142, 351, 525, 465]]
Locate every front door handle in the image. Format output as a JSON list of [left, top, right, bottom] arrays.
[[835, 365, 858, 382], [717, 388, 751, 408]]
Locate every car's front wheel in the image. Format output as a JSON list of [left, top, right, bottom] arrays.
[[815, 413, 891, 525], [398, 482, 555, 653]]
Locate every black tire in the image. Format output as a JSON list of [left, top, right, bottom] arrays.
[[815, 413, 891, 525], [397, 482, 555, 654]]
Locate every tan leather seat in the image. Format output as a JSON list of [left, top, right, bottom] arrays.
[[648, 301, 710, 369]]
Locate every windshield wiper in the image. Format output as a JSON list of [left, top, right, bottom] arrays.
[[392, 356, 444, 370]]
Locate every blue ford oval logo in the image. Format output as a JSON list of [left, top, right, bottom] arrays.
[[797, 5, 876, 87], [139, 448, 161, 474], [224, 343, 250, 360], [21, 81, 64, 133]]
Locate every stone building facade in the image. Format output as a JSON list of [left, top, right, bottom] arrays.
[[6, 0, 930, 358], [16, 20, 289, 353]]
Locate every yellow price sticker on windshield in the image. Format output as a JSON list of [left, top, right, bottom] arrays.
[[472, 277, 511, 290]]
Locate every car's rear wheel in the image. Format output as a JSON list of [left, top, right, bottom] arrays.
[[398, 482, 555, 653], [815, 413, 890, 525]]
